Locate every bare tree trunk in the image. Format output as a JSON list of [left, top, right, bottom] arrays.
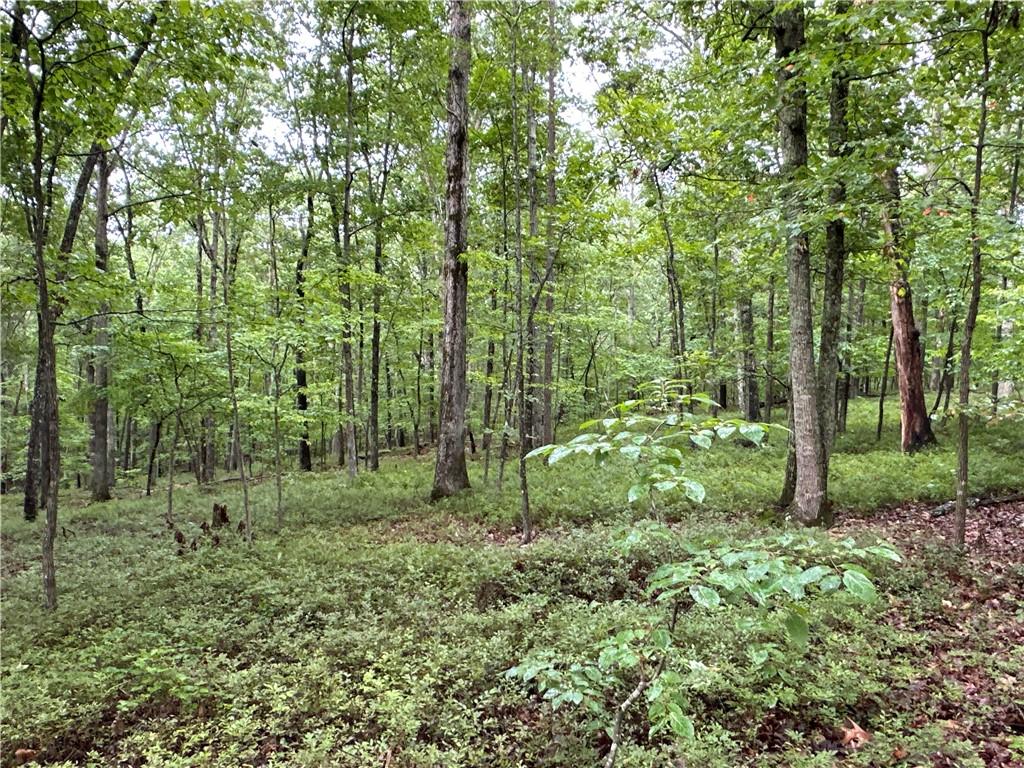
[[146, 420, 162, 496], [818, 10, 849, 508], [881, 167, 936, 452], [524, 63, 540, 451], [775, 5, 825, 526], [765, 274, 776, 421], [89, 151, 113, 501], [541, 0, 558, 445], [955, 4, 998, 550], [296, 193, 313, 471], [340, 30, 359, 481], [736, 290, 759, 421], [877, 324, 894, 441], [992, 119, 1021, 410], [166, 412, 180, 525], [431, 0, 472, 500]]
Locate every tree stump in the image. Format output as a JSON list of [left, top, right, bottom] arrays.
[[212, 503, 229, 529]]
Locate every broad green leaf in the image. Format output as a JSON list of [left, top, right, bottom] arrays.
[[689, 584, 720, 609], [784, 610, 809, 647], [842, 570, 877, 603], [548, 445, 575, 464], [627, 484, 648, 504], [690, 433, 712, 450], [683, 479, 706, 503]]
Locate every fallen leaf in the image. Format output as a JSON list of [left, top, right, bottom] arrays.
[[841, 720, 870, 749]]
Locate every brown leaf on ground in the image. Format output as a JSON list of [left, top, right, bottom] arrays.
[[841, 720, 870, 749]]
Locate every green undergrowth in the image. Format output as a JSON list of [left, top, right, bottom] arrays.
[[1, 399, 1021, 766]]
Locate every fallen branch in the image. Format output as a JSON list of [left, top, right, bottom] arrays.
[[929, 492, 1024, 518]]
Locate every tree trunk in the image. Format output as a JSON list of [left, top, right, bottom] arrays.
[[339, 30, 359, 481], [431, 0, 472, 500], [818, 10, 849, 499], [877, 324, 894, 441], [541, 0, 558, 445], [881, 167, 936, 452], [736, 290, 759, 421], [295, 192, 313, 471], [775, 5, 825, 526], [955, 4, 998, 550], [765, 274, 776, 421], [146, 419, 161, 496], [524, 63, 540, 451], [89, 150, 112, 502]]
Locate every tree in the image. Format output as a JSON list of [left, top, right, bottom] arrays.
[[774, 4, 826, 526], [432, 0, 472, 500]]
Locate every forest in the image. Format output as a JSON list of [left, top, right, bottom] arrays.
[[1, 0, 1023, 766]]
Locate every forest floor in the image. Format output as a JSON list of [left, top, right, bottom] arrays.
[[2, 399, 1023, 768]]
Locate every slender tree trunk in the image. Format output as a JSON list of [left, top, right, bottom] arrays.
[[736, 290, 759, 421], [881, 167, 936, 452], [877, 324, 894, 441], [369, 225, 383, 470], [775, 5, 825, 525], [765, 274, 776, 421], [167, 410, 181, 525], [818, 10, 849, 506], [431, 0, 472, 500], [541, 0, 558, 445], [524, 64, 540, 451], [89, 150, 112, 501], [146, 419, 162, 496], [296, 193, 313, 471], [993, 119, 1021, 409], [838, 281, 854, 433], [340, 31, 359, 480], [955, 4, 998, 550], [709, 238, 720, 414]]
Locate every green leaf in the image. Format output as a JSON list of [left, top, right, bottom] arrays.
[[627, 484, 648, 504], [690, 433, 712, 450], [739, 423, 766, 444], [667, 704, 695, 740], [865, 544, 902, 562], [548, 445, 575, 464], [842, 570, 877, 603], [784, 610, 809, 648], [683, 479, 706, 503], [797, 565, 831, 586], [620, 444, 642, 461], [524, 444, 554, 460], [819, 574, 842, 592], [689, 584, 720, 609], [651, 628, 672, 651]]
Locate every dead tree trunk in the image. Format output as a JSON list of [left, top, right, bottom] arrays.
[[881, 167, 936, 452]]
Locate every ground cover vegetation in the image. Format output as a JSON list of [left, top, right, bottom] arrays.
[[1, 1, 1023, 766]]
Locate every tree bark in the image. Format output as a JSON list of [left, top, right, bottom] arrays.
[[295, 192, 313, 471], [775, 5, 826, 526], [89, 150, 113, 502], [881, 167, 936, 452], [877, 324, 894, 441], [736, 289, 759, 421], [765, 274, 776, 421], [431, 0, 472, 500], [541, 0, 558, 445], [955, 3, 999, 550], [818, 8, 849, 495]]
